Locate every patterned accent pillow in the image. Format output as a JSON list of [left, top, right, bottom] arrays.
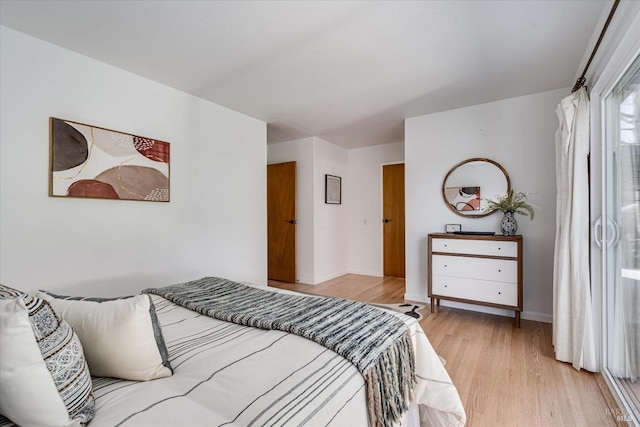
[[0, 286, 95, 426], [37, 292, 173, 381]]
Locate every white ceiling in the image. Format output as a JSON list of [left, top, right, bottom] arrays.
[[0, 0, 608, 149]]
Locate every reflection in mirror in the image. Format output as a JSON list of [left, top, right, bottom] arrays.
[[444, 186, 481, 212], [442, 158, 510, 218]]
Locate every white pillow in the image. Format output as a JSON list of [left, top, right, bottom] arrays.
[[37, 292, 173, 381], [0, 291, 95, 427]]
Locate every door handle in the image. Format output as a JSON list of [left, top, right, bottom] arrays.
[[594, 217, 619, 249], [285, 219, 297, 225], [595, 218, 603, 249], [607, 219, 619, 247], [383, 219, 392, 223]]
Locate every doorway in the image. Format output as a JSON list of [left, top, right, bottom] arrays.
[[383, 163, 405, 278], [267, 162, 296, 282]]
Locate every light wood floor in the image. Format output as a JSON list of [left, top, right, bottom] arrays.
[[269, 274, 625, 427]]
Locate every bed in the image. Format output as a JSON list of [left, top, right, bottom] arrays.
[[0, 278, 466, 427]]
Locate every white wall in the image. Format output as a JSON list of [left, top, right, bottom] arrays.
[[347, 142, 404, 276], [267, 138, 315, 284], [267, 137, 349, 284], [313, 138, 349, 283], [0, 26, 267, 296], [268, 139, 401, 284], [405, 88, 568, 322]]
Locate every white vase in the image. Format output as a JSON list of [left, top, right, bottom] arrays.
[[500, 211, 518, 236]]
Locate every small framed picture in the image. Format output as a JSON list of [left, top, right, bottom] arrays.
[[325, 174, 341, 204], [445, 224, 462, 233]]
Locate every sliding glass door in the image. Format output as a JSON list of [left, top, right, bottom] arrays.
[[603, 53, 640, 425]]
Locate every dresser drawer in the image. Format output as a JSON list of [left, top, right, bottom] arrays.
[[431, 275, 518, 307], [431, 254, 517, 283], [431, 238, 518, 257]]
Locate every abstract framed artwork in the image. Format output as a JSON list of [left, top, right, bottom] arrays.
[[325, 174, 341, 204], [444, 186, 480, 212], [49, 118, 170, 202]]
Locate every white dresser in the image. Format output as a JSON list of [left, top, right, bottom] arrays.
[[428, 233, 523, 327]]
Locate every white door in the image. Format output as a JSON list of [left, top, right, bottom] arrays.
[[602, 53, 640, 424]]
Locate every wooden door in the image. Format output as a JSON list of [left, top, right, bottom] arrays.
[[383, 164, 405, 277], [267, 162, 296, 282]]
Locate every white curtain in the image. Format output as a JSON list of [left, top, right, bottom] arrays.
[[553, 87, 598, 371]]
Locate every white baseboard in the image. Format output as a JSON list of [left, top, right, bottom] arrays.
[[521, 310, 552, 324], [295, 275, 315, 285], [347, 269, 383, 277], [312, 270, 349, 285], [404, 292, 428, 303], [404, 296, 552, 324], [304, 276, 555, 324]]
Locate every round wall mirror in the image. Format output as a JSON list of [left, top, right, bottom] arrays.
[[442, 158, 510, 218]]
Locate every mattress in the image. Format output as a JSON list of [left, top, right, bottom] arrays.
[[0, 287, 466, 426]]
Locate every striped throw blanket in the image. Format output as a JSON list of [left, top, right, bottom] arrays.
[[143, 277, 416, 427]]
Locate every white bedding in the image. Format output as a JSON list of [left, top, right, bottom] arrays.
[[0, 288, 465, 427]]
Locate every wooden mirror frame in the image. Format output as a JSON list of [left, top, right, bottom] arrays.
[[442, 158, 511, 218]]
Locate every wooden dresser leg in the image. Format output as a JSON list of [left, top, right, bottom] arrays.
[[430, 298, 435, 313], [515, 312, 521, 328]]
